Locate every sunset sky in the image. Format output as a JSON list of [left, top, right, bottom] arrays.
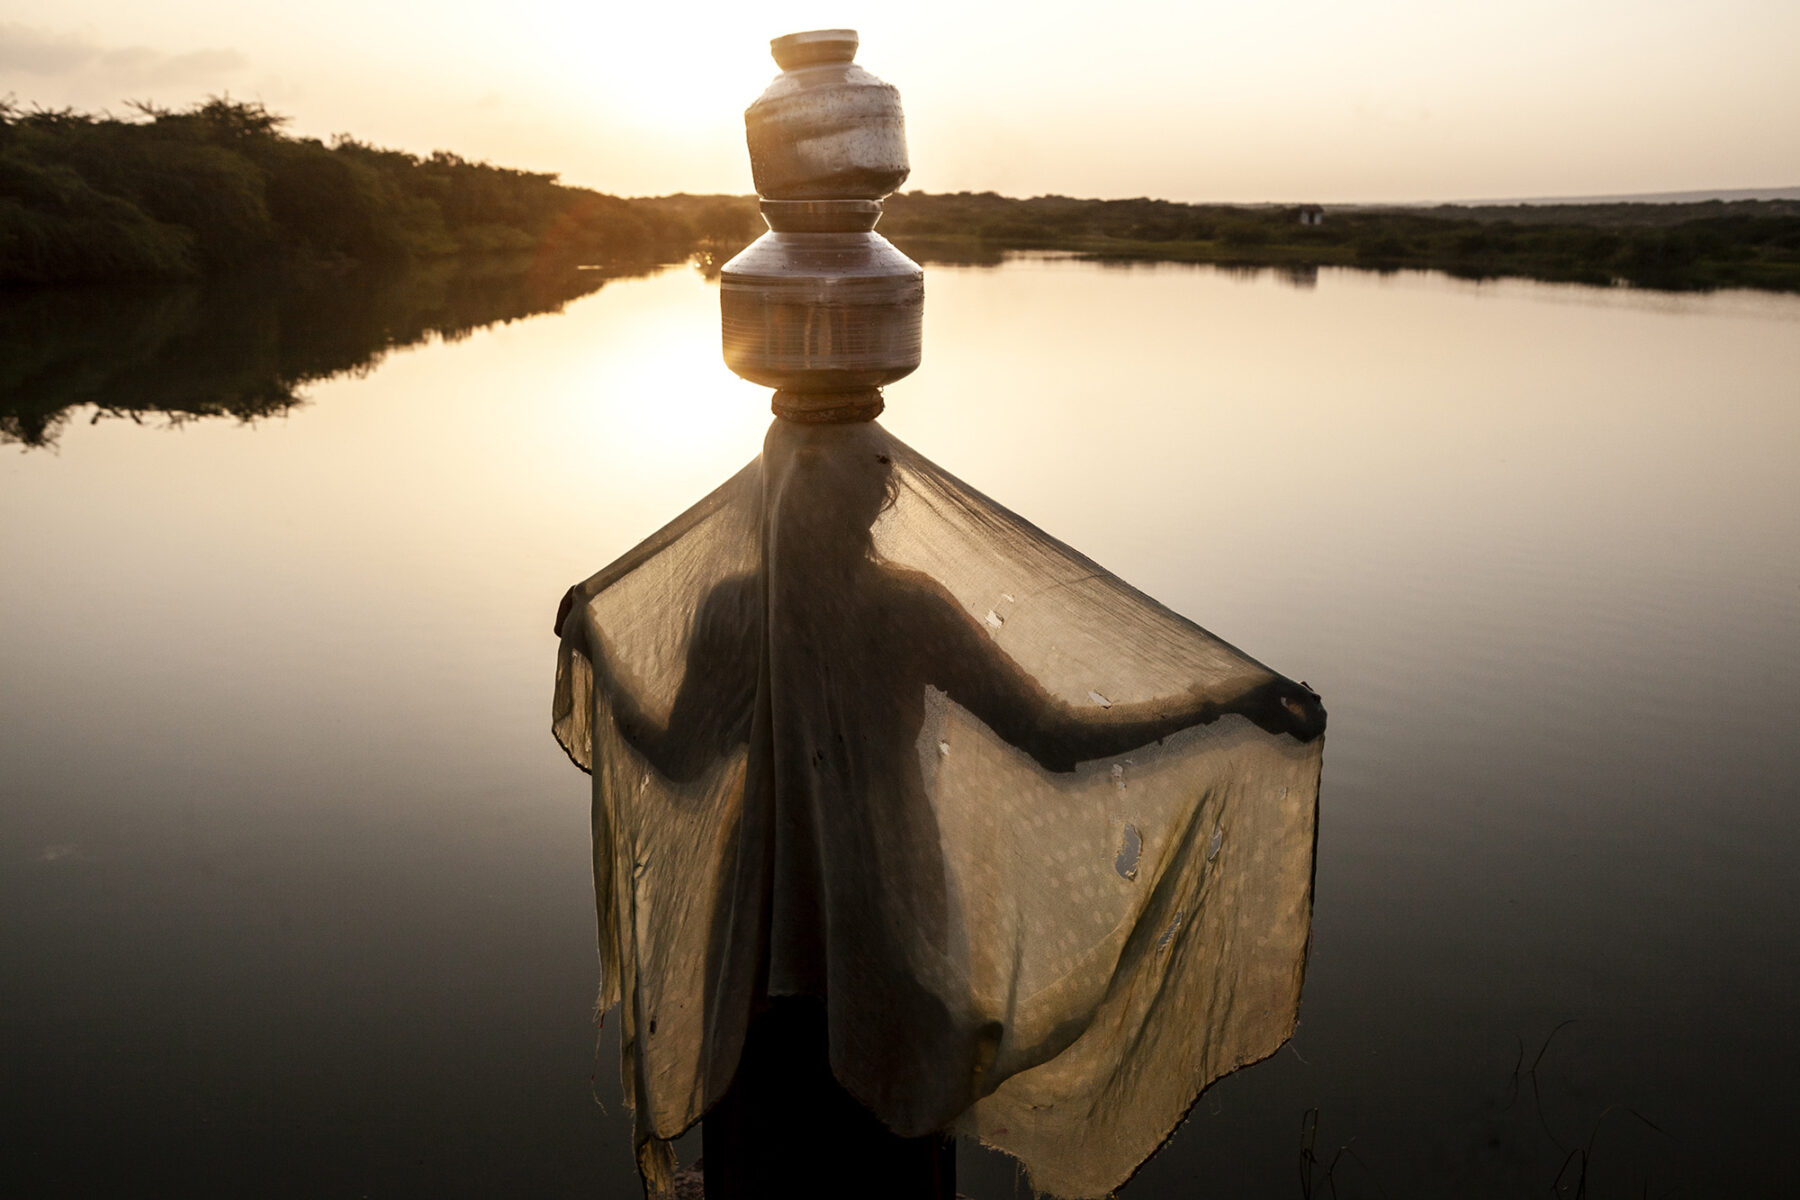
[[3, 0, 1796, 204]]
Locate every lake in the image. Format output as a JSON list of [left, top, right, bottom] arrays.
[[3, 255, 1797, 1198]]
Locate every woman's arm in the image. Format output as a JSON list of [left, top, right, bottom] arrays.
[[912, 578, 1323, 771], [566, 576, 761, 783]]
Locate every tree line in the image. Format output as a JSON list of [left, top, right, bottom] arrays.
[[3, 98, 1796, 292], [0, 98, 753, 284], [873, 191, 1800, 291]]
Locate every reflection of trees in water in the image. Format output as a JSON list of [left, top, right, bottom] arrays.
[[0, 258, 646, 448]]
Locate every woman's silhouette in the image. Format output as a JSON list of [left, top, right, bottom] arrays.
[[555, 420, 1322, 1197]]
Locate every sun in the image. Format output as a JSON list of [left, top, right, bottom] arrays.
[[528, 4, 867, 133]]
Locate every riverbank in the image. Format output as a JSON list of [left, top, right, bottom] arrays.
[[873, 192, 1800, 292], [5, 99, 1795, 292], [595, 191, 1800, 292], [0, 99, 751, 285]]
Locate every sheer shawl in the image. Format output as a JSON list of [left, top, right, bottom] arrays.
[[553, 418, 1323, 1197]]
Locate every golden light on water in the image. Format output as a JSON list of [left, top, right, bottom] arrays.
[[6, 248, 1800, 1194], [558, 281, 770, 475]]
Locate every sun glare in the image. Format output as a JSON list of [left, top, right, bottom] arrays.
[[555, 273, 771, 489], [528, 2, 864, 135]]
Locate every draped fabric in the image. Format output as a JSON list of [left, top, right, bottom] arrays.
[[552, 418, 1323, 1198]]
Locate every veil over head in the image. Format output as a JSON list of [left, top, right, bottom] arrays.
[[553, 417, 1323, 1198]]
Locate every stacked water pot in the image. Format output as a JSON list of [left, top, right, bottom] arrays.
[[721, 29, 924, 421]]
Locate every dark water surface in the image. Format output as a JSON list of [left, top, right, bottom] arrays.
[[4, 258, 1798, 1197]]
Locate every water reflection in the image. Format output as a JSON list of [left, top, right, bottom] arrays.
[[2, 259, 1798, 1197], [0, 258, 644, 448]]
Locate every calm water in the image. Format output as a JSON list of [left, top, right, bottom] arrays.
[[3, 258, 1798, 1197]]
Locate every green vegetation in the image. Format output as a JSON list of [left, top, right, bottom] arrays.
[[576, 191, 1800, 292], [874, 192, 1800, 292], [0, 98, 744, 284], [3, 97, 1796, 292]]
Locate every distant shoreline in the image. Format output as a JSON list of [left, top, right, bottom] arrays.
[[4, 99, 1796, 294], [1401, 185, 1800, 206], [865, 192, 1800, 293], [0, 99, 751, 287]]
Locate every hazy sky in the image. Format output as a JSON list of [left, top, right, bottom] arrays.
[[3, 1, 1795, 203]]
